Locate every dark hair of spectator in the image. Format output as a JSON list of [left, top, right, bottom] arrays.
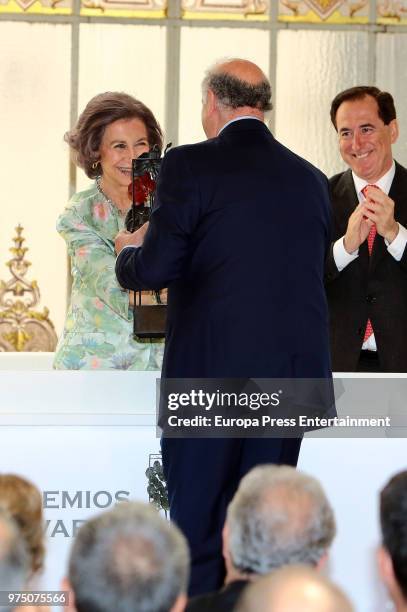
[[65, 92, 163, 179], [330, 86, 396, 130], [205, 72, 272, 112], [380, 470, 407, 600]]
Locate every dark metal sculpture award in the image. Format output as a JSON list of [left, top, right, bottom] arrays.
[[125, 144, 171, 340]]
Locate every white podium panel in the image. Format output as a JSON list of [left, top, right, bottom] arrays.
[[0, 425, 160, 595], [299, 437, 406, 612], [0, 363, 405, 612], [0, 368, 161, 596]]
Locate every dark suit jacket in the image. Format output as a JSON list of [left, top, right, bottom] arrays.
[[186, 580, 248, 612], [116, 119, 332, 380], [325, 162, 407, 372]]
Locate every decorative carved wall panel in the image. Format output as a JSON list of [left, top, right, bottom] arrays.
[[0, 0, 71, 15], [0, 226, 57, 352], [278, 0, 368, 23], [80, 0, 166, 17], [377, 1, 407, 23], [182, 0, 268, 20]]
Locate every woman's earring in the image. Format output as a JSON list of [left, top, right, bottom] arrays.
[[92, 161, 99, 170]]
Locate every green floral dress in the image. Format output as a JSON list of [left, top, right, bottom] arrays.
[[53, 183, 164, 370]]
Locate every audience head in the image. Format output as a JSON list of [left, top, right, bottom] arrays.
[[65, 92, 163, 179], [201, 58, 271, 138], [0, 474, 45, 577], [223, 465, 336, 579], [378, 470, 407, 610], [65, 501, 190, 612], [235, 565, 354, 612], [0, 509, 29, 612], [330, 85, 398, 183]]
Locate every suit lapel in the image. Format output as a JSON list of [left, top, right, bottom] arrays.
[[389, 162, 407, 225], [370, 161, 407, 272], [336, 169, 359, 221]]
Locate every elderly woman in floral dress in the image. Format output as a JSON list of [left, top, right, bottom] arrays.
[[54, 92, 164, 370]]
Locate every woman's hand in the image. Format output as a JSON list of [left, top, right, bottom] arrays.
[[115, 222, 149, 254]]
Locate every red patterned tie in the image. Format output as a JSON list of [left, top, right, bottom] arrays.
[[361, 184, 378, 255], [361, 184, 378, 341], [364, 314, 374, 343]]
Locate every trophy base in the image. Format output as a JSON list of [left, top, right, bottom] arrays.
[[133, 304, 167, 339]]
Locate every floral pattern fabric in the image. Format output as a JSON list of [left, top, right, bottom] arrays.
[[53, 183, 164, 370]]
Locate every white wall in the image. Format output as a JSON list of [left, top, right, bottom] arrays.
[[275, 29, 369, 177], [0, 22, 71, 335], [376, 33, 407, 167]]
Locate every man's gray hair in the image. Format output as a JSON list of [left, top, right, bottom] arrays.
[[202, 60, 272, 112], [227, 465, 336, 574], [0, 510, 29, 612], [69, 502, 190, 612]]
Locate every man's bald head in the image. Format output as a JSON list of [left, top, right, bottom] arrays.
[[202, 58, 272, 112], [236, 566, 353, 612], [201, 57, 272, 137], [215, 59, 268, 86]]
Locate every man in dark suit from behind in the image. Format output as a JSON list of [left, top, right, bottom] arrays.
[[115, 58, 332, 595], [326, 86, 407, 372], [186, 465, 336, 612]]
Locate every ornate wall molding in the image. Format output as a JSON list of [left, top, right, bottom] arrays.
[[279, 0, 368, 23], [0, 225, 57, 352], [0, 0, 71, 15]]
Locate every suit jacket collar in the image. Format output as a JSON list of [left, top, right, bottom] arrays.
[[218, 116, 263, 134], [369, 161, 407, 272], [334, 168, 358, 222], [389, 161, 407, 222], [217, 117, 271, 138]]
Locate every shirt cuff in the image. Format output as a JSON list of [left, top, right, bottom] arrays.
[[115, 244, 139, 258], [333, 237, 359, 272], [386, 223, 407, 261]]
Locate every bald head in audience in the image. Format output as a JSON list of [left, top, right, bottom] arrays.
[[64, 502, 190, 612], [223, 465, 336, 584], [235, 566, 354, 612], [378, 470, 407, 612]]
